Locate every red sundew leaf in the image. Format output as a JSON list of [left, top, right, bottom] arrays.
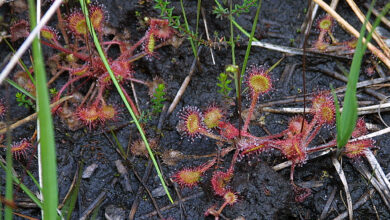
[[10, 20, 30, 42]]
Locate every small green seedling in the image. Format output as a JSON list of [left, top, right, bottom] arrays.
[[217, 72, 232, 98], [16, 92, 35, 109], [151, 83, 166, 114]]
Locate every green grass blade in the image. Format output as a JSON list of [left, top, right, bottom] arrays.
[[336, 0, 390, 148], [0, 161, 43, 208], [28, 0, 59, 218], [79, 0, 173, 203], [25, 168, 42, 191], [4, 39, 35, 86], [5, 78, 36, 100]]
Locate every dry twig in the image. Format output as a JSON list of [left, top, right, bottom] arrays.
[[0, 95, 73, 135], [331, 156, 353, 220], [167, 46, 203, 114]]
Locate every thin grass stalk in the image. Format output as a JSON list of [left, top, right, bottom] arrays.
[[79, 0, 173, 203], [25, 168, 41, 191], [5, 79, 36, 100], [28, 0, 59, 219], [229, 0, 235, 66], [180, 0, 197, 57], [64, 163, 83, 220], [239, 0, 262, 82], [5, 131, 13, 219], [195, 0, 201, 39], [110, 130, 127, 158]]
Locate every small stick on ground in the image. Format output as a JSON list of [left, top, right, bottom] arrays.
[[128, 160, 153, 220], [47, 69, 66, 85], [260, 75, 390, 110], [172, 182, 187, 219], [0, 95, 73, 135], [58, 162, 82, 209], [201, 7, 215, 65], [364, 88, 387, 100], [261, 102, 390, 115], [138, 192, 204, 219], [251, 41, 352, 59], [167, 46, 203, 115], [80, 82, 96, 107], [354, 162, 390, 209], [79, 184, 110, 220], [314, 68, 388, 100], [332, 156, 353, 220], [365, 150, 390, 199], [130, 162, 164, 219], [319, 187, 337, 220], [130, 81, 141, 113], [333, 187, 376, 220]]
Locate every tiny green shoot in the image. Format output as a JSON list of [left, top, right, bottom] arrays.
[[151, 83, 166, 114], [16, 92, 35, 109], [217, 72, 232, 98]]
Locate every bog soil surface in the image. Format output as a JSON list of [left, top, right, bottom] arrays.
[[1, 0, 390, 219]]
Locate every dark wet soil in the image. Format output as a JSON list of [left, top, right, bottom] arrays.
[[1, 0, 390, 219]]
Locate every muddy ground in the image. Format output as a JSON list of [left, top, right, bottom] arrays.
[[1, 0, 390, 219]]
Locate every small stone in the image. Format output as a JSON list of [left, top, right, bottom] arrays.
[[82, 163, 98, 179], [104, 205, 126, 220], [152, 185, 166, 198]]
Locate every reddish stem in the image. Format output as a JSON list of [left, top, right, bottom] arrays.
[[241, 130, 286, 141], [200, 128, 225, 142], [127, 77, 147, 85], [41, 40, 89, 61], [242, 92, 260, 133], [307, 139, 337, 153], [199, 158, 217, 173], [102, 41, 126, 46], [119, 35, 147, 60], [92, 86, 105, 107], [55, 74, 91, 103], [304, 124, 322, 146], [56, 8, 69, 46], [229, 149, 240, 171]]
